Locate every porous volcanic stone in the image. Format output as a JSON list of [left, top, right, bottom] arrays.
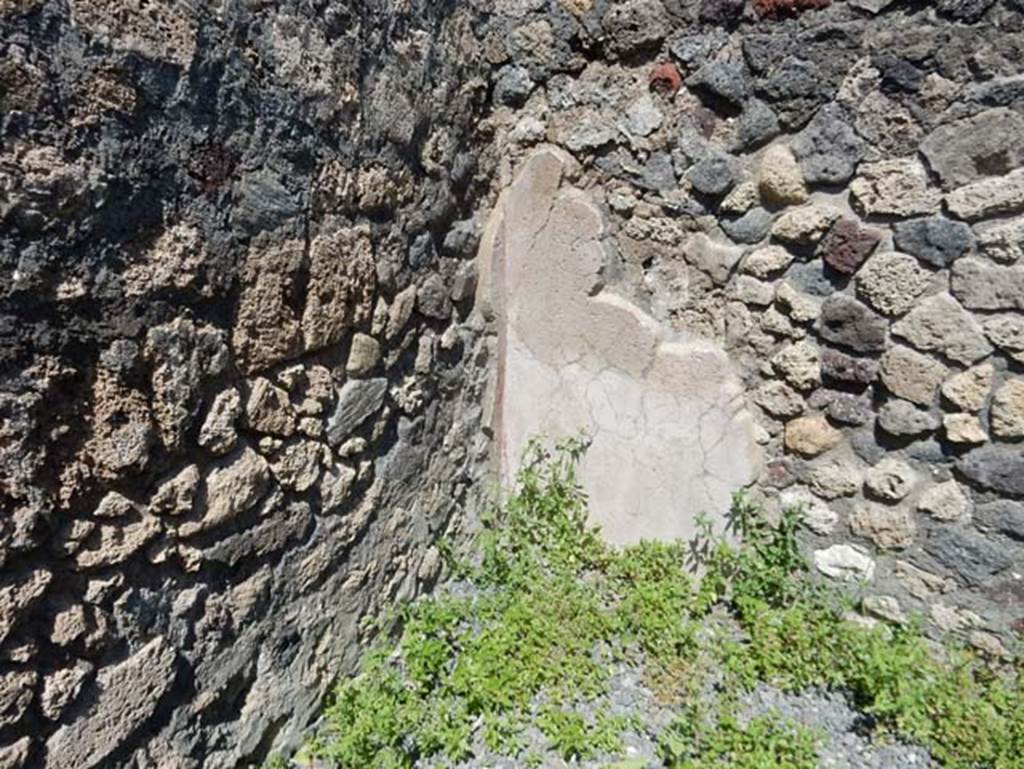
[[820, 348, 879, 387], [771, 203, 841, 245], [879, 345, 946, 406], [865, 457, 918, 501], [946, 168, 1024, 221], [941, 364, 994, 412], [851, 158, 940, 217], [893, 216, 974, 268], [758, 144, 808, 206], [891, 293, 993, 365], [920, 108, 1024, 189], [951, 258, 1024, 311], [856, 251, 930, 316], [791, 104, 865, 185], [818, 218, 881, 275], [602, 0, 669, 56], [817, 295, 888, 353], [992, 379, 1024, 438], [851, 503, 916, 549], [877, 399, 940, 436], [785, 413, 843, 457], [944, 413, 989, 445], [918, 481, 972, 521]]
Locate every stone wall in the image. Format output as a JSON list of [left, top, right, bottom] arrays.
[[0, 1, 495, 766], [3, 0, 1024, 766], [480, 0, 1024, 658]]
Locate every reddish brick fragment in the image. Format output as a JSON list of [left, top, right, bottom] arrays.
[[649, 61, 683, 95], [819, 218, 882, 275]]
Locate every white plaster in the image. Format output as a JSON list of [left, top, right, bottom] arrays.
[[480, 148, 761, 546]]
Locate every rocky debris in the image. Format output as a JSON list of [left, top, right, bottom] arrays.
[[41, 662, 92, 721], [326, 379, 388, 446], [850, 158, 940, 217], [991, 379, 1024, 438], [601, 0, 668, 57], [687, 60, 750, 108], [951, 258, 1024, 311], [771, 203, 841, 245], [941, 364, 993, 412], [347, 333, 381, 378], [920, 109, 1024, 189], [864, 457, 917, 502], [944, 413, 989, 445], [918, 481, 971, 522], [851, 503, 915, 549], [198, 388, 241, 455], [817, 295, 888, 353], [648, 61, 682, 94], [935, 0, 997, 21], [731, 275, 775, 306], [270, 441, 324, 492], [775, 281, 822, 323], [812, 390, 873, 426], [807, 457, 862, 499], [855, 251, 930, 316], [784, 413, 843, 457], [958, 446, 1024, 495], [75, 515, 161, 570], [818, 218, 881, 275], [722, 208, 773, 244], [145, 319, 229, 451], [814, 544, 876, 581], [735, 98, 781, 150], [753, 380, 806, 418], [149, 465, 201, 517], [946, 168, 1024, 221], [879, 346, 946, 406], [179, 447, 270, 538], [245, 378, 296, 437], [0, 738, 31, 769], [0, 671, 36, 729], [44, 636, 177, 769], [203, 498, 313, 568], [891, 293, 993, 365], [791, 104, 865, 185], [892, 217, 974, 268], [877, 399, 940, 437]]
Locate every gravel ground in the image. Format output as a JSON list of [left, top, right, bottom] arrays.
[[413, 667, 937, 769]]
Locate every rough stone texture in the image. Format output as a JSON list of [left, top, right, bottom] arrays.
[[941, 364, 994, 412], [850, 158, 941, 218], [851, 503, 916, 550], [7, 0, 1024, 761], [919, 481, 972, 522], [0, 1, 496, 764], [879, 346, 946, 406], [817, 295, 888, 354], [892, 217, 974, 269], [951, 258, 1024, 311], [856, 252, 930, 317], [784, 414, 843, 457], [921, 109, 1024, 190], [891, 293, 994, 365], [818, 218, 881, 276], [992, 380, 1024, 439], [946, 169, 1024, 221], [44, 637, 176, 769], [864, 457, 917, 502]]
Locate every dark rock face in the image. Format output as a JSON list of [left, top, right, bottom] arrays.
[[818, 295, 888, 353], [893, 217, 975, 268], [959, 447, 1024, 496], [819, 218, 881, 275], [1, 1, 494, 766]]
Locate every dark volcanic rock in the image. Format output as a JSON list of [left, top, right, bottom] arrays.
[[975, 501, 1024, 541], [821, 348, 879, 387], [923, 527, 1015, 586], [817, 295, 888, 353], [792, 104, 866, 184], [958, 446, 1024, 496], [893, 217, 975, 268]]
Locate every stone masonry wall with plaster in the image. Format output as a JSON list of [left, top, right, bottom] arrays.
[[3, 0, 1024, 767], [479, 0, 1024, 659]]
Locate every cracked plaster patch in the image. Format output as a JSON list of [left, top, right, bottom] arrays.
[[479, 148, 761, 546]]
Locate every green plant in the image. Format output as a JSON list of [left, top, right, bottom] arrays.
[[303, 436, 1022, 769]]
